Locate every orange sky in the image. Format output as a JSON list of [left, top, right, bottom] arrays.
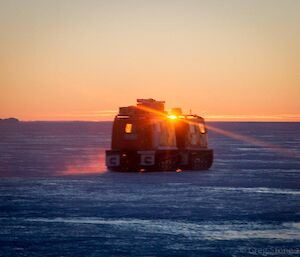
[[1, 0, 299, 121]]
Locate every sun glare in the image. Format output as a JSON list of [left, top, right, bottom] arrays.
[[168, 115, 177, 120]]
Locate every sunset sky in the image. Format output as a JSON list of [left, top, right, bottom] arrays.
[[1, 0, 299, 121]]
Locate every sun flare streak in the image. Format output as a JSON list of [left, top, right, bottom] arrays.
[[206, 124, 300, 160]]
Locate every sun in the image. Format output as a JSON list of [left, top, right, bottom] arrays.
[[167, 115, 177, 120]]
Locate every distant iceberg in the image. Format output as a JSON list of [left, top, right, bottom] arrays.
[[0, 118, 20, 125]]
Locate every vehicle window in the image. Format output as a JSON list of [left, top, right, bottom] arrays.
[[198, 123, 206, 134], [159, 121, 176, 147], [187, 124, 202, 146], [125, 123, 133, 133], [189, 124, 196, 133]]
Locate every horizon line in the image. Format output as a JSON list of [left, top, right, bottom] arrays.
[[2, 114, 300, 123], [8, 119, 300, 123]]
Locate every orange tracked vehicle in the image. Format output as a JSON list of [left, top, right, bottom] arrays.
[[105, 99, 213, 171]]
